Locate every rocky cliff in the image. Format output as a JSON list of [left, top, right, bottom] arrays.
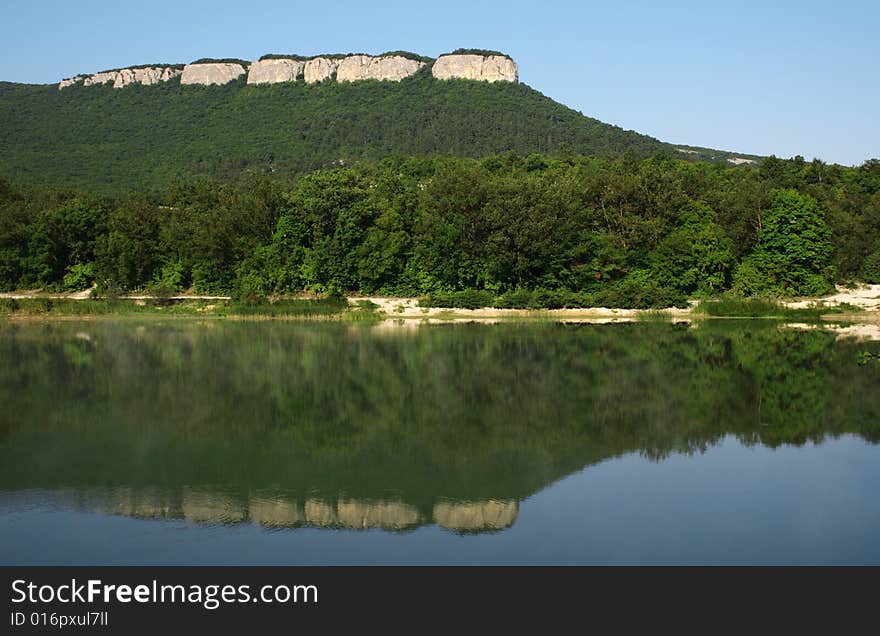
[[303, 57, 339, 84], [58, 51, 518, 89], [246, 58, 305, 85], [180, 62, 247, 86], [82, 71, 117, 87], [432, 54, 518, 82], [336, 55, 425, 82], [59, 66, 182, 90], [114, 66, 182, 88], [58, 75, 87, 90]]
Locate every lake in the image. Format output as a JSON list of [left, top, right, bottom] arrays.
[[1, 319, 878, 564]]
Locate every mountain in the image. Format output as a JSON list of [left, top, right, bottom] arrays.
[[0, 60, 758, 192]]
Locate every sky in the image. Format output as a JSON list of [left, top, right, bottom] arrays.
[[1, 0, 877, 165]]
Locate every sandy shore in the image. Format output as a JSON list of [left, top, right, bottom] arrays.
[[352, 284, 880, 322], [4, 284, 879, 333], [349, 296, 695, 323], [782, 284, 880, 312]]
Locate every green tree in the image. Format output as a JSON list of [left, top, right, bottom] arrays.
[[27, 197, 107, 289], [285, 170, 377, 293], [95, 198, 162, 290], [0, 178, 28, 290], [649, 202, 735, 296], [733, 189, 834, 296], [412, 161, 491, 292]]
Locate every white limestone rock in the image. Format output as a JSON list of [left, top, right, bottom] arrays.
[[431, 54, 518, 83], [180, 62, 247, 86], [481, 55, 518, 82], [82, 71, 119, 87], [247, 59, 305, 84], [113, 67, 182, 88], [303, 57, 339, 84], [64, 66, 182, 90], [58, 75, 86, 90], [59, 50, 519, 91], [336, 55, 424, 82]]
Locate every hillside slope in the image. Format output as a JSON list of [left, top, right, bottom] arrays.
[[0, 72, 754, 191]]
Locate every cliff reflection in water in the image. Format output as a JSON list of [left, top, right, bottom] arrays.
[[17, 488, 518, 533], [0, 320, 878, 535]]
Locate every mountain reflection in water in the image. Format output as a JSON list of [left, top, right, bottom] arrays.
[[0, 320, 878, 551]]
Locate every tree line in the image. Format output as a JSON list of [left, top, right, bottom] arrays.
[[1, 153, 878, 307]]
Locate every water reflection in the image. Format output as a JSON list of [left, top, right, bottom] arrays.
[[0, 488, 516, 533], [0, 320, 878, 545]]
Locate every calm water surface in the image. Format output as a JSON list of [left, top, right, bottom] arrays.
[[1, 320, 878, 564]]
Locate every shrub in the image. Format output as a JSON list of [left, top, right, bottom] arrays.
[[146, 281, 176, 298], [62, 262, 95, 291], [494, 289, 534, 309], [421, 290, 496, 309], [593, 271, 689, 309], [154, 261, 185, 291]]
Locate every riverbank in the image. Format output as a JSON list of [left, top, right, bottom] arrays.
[[1, 284, 878, 326], [354, 284, 880, 322]]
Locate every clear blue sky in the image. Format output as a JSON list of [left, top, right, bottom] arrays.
[[1, 0, 877, 165]]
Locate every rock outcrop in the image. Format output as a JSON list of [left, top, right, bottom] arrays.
[[60, 50, 519, 89], [180, 62, 247, 86], [113, 66, 182, 88], [60, 66, 181, 90], [303, 57, 339, 84], [246, 54, 423, 85], [247, 59, 305, 85], [82, 71, 118, 87], [58, 75, 87, 90], [432, 54, 518, 83], [336, 55, 424, 82]]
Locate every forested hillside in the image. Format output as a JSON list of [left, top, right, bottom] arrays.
[[0, 73, 754, 192]]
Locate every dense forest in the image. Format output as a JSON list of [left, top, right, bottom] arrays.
[[1, 153, 878, 307], [0, 73, 755, 192]]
